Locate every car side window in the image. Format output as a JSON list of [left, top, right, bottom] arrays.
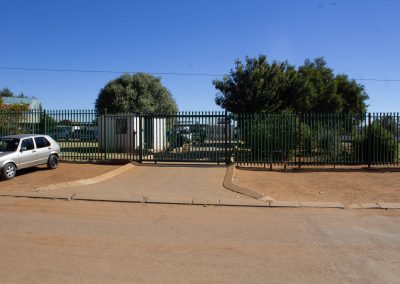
[[21, 138, 35, 151], [34, 137, 51, 148]]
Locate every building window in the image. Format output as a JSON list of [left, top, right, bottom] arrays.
[[116, 118, 127, 134]]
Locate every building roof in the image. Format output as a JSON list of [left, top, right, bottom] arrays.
[[2, 97, 41, 110]]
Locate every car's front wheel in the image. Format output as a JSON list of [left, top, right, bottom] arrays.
[[47, 154, 59, 169], [2, 163, 17, 180]]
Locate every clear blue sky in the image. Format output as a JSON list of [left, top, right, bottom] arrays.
[[1, 0, 399, 112]]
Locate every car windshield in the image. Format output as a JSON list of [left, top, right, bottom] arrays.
[[0, 138, 20, 152]]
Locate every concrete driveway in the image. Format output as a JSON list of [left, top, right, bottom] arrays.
[[55, 164, 250, 201]]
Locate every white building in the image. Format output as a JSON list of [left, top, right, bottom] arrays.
[[98, 114, 167, 152]]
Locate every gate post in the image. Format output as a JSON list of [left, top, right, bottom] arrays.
[[367, 113, 372, 168], [104, 108, 108, 161], [139, 113, 143, 163]]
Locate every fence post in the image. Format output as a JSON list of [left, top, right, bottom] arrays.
[[367, 113, 372, 167], [333, 113, 336, 169], [297, 114, 302, 168], [42, 109, 47, 134], [139, 113, 143, 163], [104, 108, 108, 161], [224, 111, 229, 164]]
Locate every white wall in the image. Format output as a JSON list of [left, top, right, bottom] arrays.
[[152, 118, 167, 151], [98, 114, 167, 152]]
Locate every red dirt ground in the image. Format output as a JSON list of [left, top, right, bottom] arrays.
[[0, 163, 119, 192], [234, 166, 400, 205]]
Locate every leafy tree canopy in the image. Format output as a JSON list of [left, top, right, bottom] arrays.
[[95, 73, 178, 114], [0, 87, 14, 97], [214, 56, 368, 115]]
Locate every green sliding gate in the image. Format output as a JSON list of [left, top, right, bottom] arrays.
[[140, 112, 233, 163]]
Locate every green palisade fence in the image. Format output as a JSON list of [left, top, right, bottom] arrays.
[[0, 110, 399, 166], [234, 112, 400, 166], [0, 110, 41, 136]]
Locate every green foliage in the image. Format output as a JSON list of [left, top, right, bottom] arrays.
[[0, 87, 14, 97], [0, 103, 29, 111], [0, 87, 31, 111], [95, 73, 178, 114], [16, 92, 29, 98], [294, 58, 341, 113], [373, 114, 400, 136], [0, 108, 31, 135], [0, 87, 39, 135], [237, 113, 310, 162], [39, 113, 57, 132], [353, 124, 398, 163], [335, 75, 369, 115], [214, 56, 297, 113], [315, 130, 352, 163], [214, 56, 368, 115]]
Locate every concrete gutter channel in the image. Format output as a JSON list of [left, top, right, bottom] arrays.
[[1, 163, 399, 210]]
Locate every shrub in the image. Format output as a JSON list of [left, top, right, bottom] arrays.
[[352, 124, 398, 164], [236, 113, 310, 162]]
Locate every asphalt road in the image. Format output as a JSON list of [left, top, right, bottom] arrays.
[[0, 197, 399, 283]]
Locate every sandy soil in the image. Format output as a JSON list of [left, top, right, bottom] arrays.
[[0, 197, 399, 283], [234, 166, 400, 205], [0, 163, 119, 192]]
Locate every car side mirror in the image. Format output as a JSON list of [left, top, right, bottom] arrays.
[[20, 146, 27, 152]]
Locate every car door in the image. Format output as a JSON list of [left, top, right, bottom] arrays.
[[17, 138, 38, 169], [34, 136, 52, 164]]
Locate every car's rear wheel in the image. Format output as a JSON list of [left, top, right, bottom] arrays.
[[47, 154, 59, 169], [2, 163, 17, 180]]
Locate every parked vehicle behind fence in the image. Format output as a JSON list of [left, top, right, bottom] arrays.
[[49, 127, 71, 140]]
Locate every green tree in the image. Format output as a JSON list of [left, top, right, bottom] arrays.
[[95, 73, 178, 114], [17, 92, 29, 98], [335, 74, 368, 115], [0, 87, 14, 97], [214, 55, 297, 113], [39, 112, 57, 133], [236, 112, 311, 163], [295, 58, 341, 113], [214, 56, 368, 115]]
